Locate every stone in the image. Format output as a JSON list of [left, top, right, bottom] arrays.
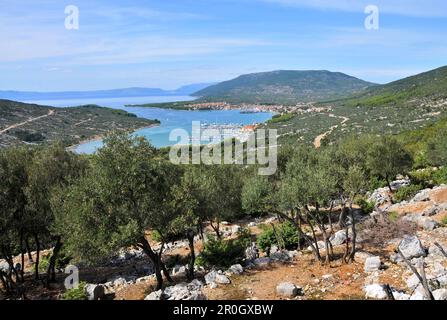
[[390, 179, 411, 191], [329, 230, 347, 246], [162, 282, 207, 300], [433, 289, 447, 300], [428, 244, 447, 258], [215, 274, 231, 285], [355, 251, 374, 262], [411, 189, 430, 203], [171, 265, 188, 277], [253, 257, 271, 267], [410, 291, 428, 300], [204, 271, 218, 285], [322, 274, 333, 281], [406, 274, 421, 290], [368, 188, 391, 206], [270, 245, 279, 254], [398, 235, 426, 259], [0, 260, 10, 274], [392, 291, 410, 300], [421, 218, 439, 231], [145, 290, 163, 300], [422, 205, 440, 217], [248, 222, 257, 228], [112, 277, 128, 287], [364, 256, 382, 272], [270, 251, 291, 262], [84, 284, 105, 301], [227, 264, 244, 275], [364, 284, 388, 300], [276, 282, 302, 298]]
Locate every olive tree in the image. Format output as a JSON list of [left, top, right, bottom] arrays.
[[57, 133, 181, 290]]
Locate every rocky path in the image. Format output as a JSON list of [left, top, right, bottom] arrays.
[[314, 114, 349, 148], [0, 109, 55, 134]]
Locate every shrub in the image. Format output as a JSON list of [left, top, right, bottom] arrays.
[[356, 197, 376, 214], [368, 177, 388, 191], [393, 184, 423, 203], [61, 282, 87, 300], [433, 167, 447, 185], [196, 236, 246, 268], [256, 222, 299, 253], [441, 216, 447, 226]]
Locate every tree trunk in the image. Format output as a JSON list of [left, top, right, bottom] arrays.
[[187, 232, 196, 280], [34, 234, 40, 281], [46, 236, 62, 287], [140, 237, 163, 290], [157, 243, 173, 284], [328, 201, 334, 234], [210, 222, 221, 239], [20, 231, 25, 283], [25, 238, 33, 262], [347, 206, 357, 263]]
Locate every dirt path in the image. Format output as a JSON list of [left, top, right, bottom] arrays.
[[314, 114, 349, 148], [0, 109, 55, 134]]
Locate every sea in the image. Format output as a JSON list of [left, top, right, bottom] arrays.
[[24, 96, 274, 154]]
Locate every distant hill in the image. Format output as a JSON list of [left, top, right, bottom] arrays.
[[0, 83, 214, 101], [0, 99, 158, 148], [339, 66, 447, 108], [193, 70, 375, 104]]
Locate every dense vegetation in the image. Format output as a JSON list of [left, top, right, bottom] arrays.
[[193, 70, 375, 104]]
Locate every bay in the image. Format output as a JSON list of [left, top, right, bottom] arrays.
[[25, 96, 273, 153]]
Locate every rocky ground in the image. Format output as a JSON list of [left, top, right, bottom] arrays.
[[2, 181, 447, 301]]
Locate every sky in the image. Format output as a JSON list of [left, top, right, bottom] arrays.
[[0, 0, 446, 91]]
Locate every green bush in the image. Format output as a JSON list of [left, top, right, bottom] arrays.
[[196, 237, 247, 268], [433, 167, 447, 185], [256, 222, 299, 253], [393, 184, 423, 203], [61, 282, 87, 300], [441, 216, 447, 226], [368, 177, 388, 191], [356, 197, 376, 214], [36, 250, 72, 273]]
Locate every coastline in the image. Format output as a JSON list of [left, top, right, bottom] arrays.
[[67, 123, 160, 153]]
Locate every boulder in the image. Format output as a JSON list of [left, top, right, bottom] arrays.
[[364, 284, 388, 300], [411, 189, 430, 203], [428, 244, 447, 259], [421, 218, 439, 231], [276, 282, 302, 298], [145, 290, 164, 300], [392, 291, 410, 300], [163, 282, 207, 300], [329, 230, 347, 246], [215, 274, 231, 285], [406, 274, 421, 290], [364, 256, 382, 272], [368, 188, 391, 206], [398, 235, 426, 259], [270, 250, 291, 263], [433, 289, 447, 300], [171, 265, 188, 278], [410, 290, 428, 300], [253, 257, 271, 267], [390, 179, 411, 191], [0, 260, 9, 274], [204, 270, 218, 285], [84, 284, 105, 301], [227, 264, 244, 275]]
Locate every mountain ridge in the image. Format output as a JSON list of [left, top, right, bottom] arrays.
[[193, 70, 376, 104]]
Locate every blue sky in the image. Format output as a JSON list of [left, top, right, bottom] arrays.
[[0, 0, 446, 91]]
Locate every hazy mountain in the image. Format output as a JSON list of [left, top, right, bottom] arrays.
[[0, 83, 215, 101], [193, 70, 376, 104]]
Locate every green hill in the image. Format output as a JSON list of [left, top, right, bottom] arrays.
[[193, 70, 375, 104], [0, 100, 159, 148], [339, 66, 447, 108]]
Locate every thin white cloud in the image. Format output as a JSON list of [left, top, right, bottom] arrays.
[[262, 0, 447, 17]]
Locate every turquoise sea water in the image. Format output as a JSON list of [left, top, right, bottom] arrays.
[[26, 96, 273, 154]]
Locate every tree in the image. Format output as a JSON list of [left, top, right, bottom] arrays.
[[426, 128, 447, 167], [26, 142, 87, 286], [57, 132, 180, 290], [367, 136, 413, 192]]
